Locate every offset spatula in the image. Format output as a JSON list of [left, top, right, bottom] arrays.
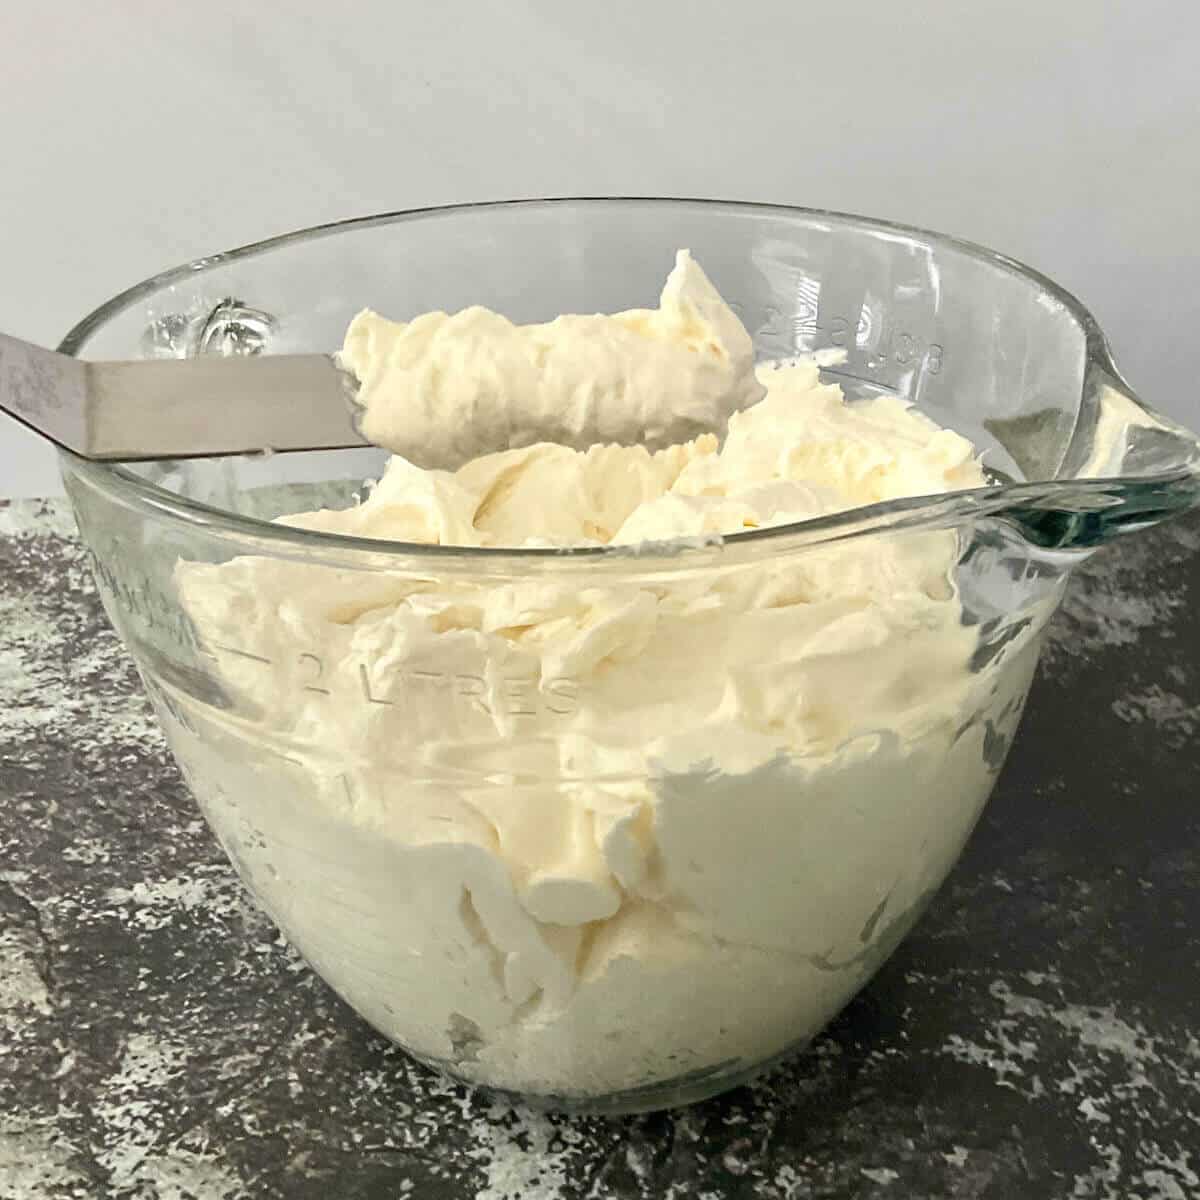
[[0, 330, 370, 461]]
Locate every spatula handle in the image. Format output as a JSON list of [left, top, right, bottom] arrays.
[[0, 331, 90, 455]]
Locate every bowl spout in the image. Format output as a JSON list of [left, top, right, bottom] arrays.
[[998, 358, 1200, 552]]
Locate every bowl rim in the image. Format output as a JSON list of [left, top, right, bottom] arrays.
[[56, 196, 1142, 567]]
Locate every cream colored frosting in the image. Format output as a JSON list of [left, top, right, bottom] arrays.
[[165, 257, 1035, 1100], [340, 249, 764, 468]]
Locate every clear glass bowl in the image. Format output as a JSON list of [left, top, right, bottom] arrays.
[[57, 199, 1200, 1114]]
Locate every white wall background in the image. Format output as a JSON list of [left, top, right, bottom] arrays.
[[2, 0, 1197, 498]]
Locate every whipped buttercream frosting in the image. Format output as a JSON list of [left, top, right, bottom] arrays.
[[340, 250, 764, 468], [164, 254, 1033, 1100]]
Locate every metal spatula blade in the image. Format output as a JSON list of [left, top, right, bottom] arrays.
[[0, 331, 369, 462]]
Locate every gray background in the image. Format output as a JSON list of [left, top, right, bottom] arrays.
[[2, 0, 1197, 498]]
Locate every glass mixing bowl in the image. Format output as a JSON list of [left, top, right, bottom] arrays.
[[57, 199, 1200, 1114]]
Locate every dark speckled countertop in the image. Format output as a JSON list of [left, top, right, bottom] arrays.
[[1, 498, 1198, 1200]]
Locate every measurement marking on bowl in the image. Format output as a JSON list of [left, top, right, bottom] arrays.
[[750, 298, 945, 378], [298, 652, 330, 694], [177, 634, 585, 721], [85, 547, 213, 657], [211, 642, 272, 665], [821, 368, 905, 395]]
